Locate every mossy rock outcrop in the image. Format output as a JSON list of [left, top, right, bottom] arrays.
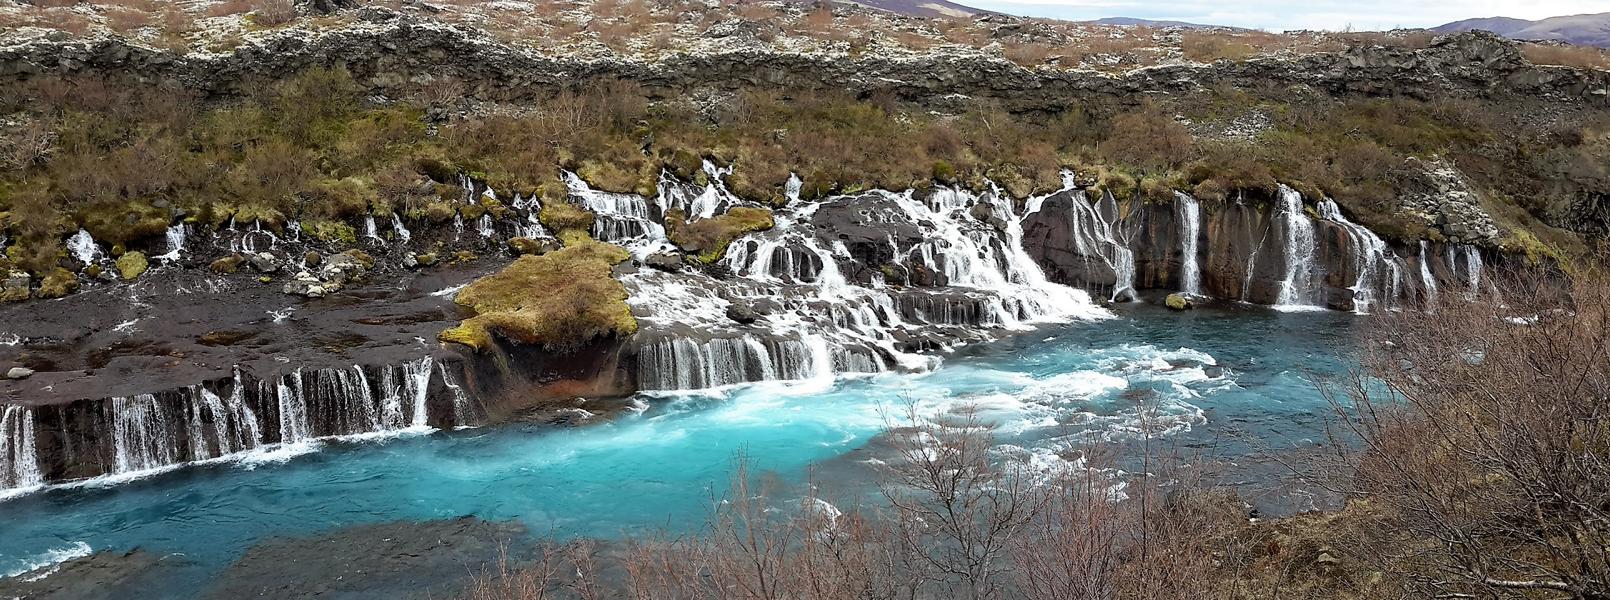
[[116, 252, 148, 281], [539, 202, 594, 233], [439, 238, 634, 354], [38, 268, 78, 298], [666, 206, 775, 263], [210, 254, 246, 274]]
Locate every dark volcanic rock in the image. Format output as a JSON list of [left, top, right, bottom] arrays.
[[205, 517, 531, 600], [0, 550, 173, 600], [726, 303, 760, 324], [811, 193, 927, 284]]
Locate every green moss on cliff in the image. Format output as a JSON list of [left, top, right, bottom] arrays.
[[439, 237, 635, 353], [666, 206, 776, 263]]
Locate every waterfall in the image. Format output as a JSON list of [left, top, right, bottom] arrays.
[[405, 357, 433, 428], [1467, 246, 1483, 296], [1273, 185, 1319, 308], [277, 370, 310, 445], [364, 214, 381, 241], [1317, 199, 1404, 314], [631, 176, 1106, 393], [154, 223, 186, 262], [476, 214, 495, 238], [1, 406, 42, 491], [437, 363, 471, 425], [111, 395, 179, 474], [658, 162, 739, 221], [564, 171, 666, 248], [1418, 241, 1439, 305], [68, 229, 101, 264], [452, 214, 465, 240], [392, 213, 411, 243], [1176, 192, 1201, 296], [784, 173, 803, 204]]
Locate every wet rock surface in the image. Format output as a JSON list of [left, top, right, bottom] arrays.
[[0, 550, 174, 600], [203, 517, 532, 600]]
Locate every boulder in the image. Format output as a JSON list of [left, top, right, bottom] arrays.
[[6, 366, 34, 380], [645, 252, 684, 272], [38, 268, 79, 298], [282, 272, 328, 298], [1166, 293, 1193, 311], [1, 271, 30, 302], [210, 254, 246, 274], [304, 251, 322, 267], [115, 251, 148, 281], [247, 252, 280, 274], [726, 304, 760, 325], [319, 250, 372, 285]]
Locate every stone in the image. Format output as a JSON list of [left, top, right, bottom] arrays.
[[1316, 551, 1342, 566], [6, 366, 34, 379], [115, 251, 149, 281], [319, 250, 372, 285], [508, 237, 546, 256], [210, 254, 246, 274], [645, 252, 684, 272], [304, 251, 322, 267], [247, 252, 280, 274], [282, 272, 328, 298], [402, 253, 420, 268], [1166, 293, 1193, 311], [726, 303, 760, 325], [1, 271, 30, 303]]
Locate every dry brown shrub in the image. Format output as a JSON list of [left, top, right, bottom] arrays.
[[104, 7, 152, 33], [205, 0, 254, 17], [31, 0, 79, 8], [1004, 42, 1054, 67], [31, 8, 95, 35], [1180, 31, 1257, 62], [1523, 43, 1610, 70], [249, 0, 297, 26]]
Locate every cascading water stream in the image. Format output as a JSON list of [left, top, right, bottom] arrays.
[[392, 213, 412, 243], [1418, 240, 1439, 305], [154, 223, 186, 262], [1317, 199, 1405, 313], [68, 229, 101, 264], [1273, 185, 1319, 309], [1176, 192, 1201, 296], [0, 406, 42, 491]]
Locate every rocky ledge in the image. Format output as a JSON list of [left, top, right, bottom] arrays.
[[1, 10, 1607, 112]]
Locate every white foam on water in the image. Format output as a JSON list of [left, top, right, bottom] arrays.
[[4, 541, 92, 580]]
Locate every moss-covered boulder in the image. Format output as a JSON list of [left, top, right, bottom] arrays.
[[1166, 293, 1194, 311], [210, 254, 246, 274], [303, 219, 357, 244], [439, 238, 635, 354], [539, 202, 594, 233], [116, 252, 148, 281], [1, 271, 30, 302], [77, 201, 170, 246], [508, 237, 557, 256], [666, 206, 775, 263], [37, 268, 78, 298]]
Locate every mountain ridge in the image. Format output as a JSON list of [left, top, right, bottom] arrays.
[[1433, 12, 1610, 47]]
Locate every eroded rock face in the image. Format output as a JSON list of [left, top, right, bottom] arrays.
[[1, 15, 1605, 112], [1396, 158, 1502, 244]]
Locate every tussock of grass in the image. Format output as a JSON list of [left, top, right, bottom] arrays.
[[439, 237, 635, 353], [666, 206, 775, 263], [539, 202, 595, 233]]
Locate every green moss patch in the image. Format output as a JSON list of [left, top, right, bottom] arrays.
[[539, 201, 595, 233], [665, 207, 775, 263], [439, 238, 635, 354], [115, 251, 148, 281]]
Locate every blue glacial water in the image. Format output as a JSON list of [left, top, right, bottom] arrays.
[[0, 302, 1358, 591]]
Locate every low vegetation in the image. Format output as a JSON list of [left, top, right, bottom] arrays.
[[439, 236, 635, 354], [665, 206, 774, 263], [0, 50, 1605, 288]]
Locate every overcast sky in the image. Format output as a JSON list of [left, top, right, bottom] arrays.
[[959, 0, 1606, 31]]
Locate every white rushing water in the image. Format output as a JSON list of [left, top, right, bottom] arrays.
[[1418, 240, 1439, 305], [1272, 185, 1319, 309], [1, 406, 42, 491], [1176, 192, 1202, 296], [1, 357, 448, 494], [153, 223, 186, 262], [392, 213, 412, 243], [563, 171, 668, 255], [628, 178, 1109, 393], [67, 229, 101, 264], [1317, 199, 1404, 314]]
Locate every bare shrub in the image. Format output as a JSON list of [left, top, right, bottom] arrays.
[[1314, 268, 1610, 599], [250, 0, 297, 26], [1524, 44, 1610, 71]]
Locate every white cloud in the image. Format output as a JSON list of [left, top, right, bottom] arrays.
[[960, 0, 1609, 31]]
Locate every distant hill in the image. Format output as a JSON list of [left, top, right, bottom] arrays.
[[837, 0, 983, 18], [1433, 13, 1610, 47], [1082, 17, 1227, 29]]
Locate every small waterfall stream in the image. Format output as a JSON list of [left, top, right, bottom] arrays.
[[1418, 240, 1440, 305], [1176, 192, 1202, 296], [0, 357, 456, 493], [1, 406, 42, 491], [154, 223, 187, 262], [68, 229, 101, 264], [1273, 185, 1319, 308], [1317, 199, 1405, 313]]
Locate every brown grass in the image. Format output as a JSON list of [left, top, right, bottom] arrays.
[[439, 236, 635, 353], [1523, 43, 1610, 70]]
